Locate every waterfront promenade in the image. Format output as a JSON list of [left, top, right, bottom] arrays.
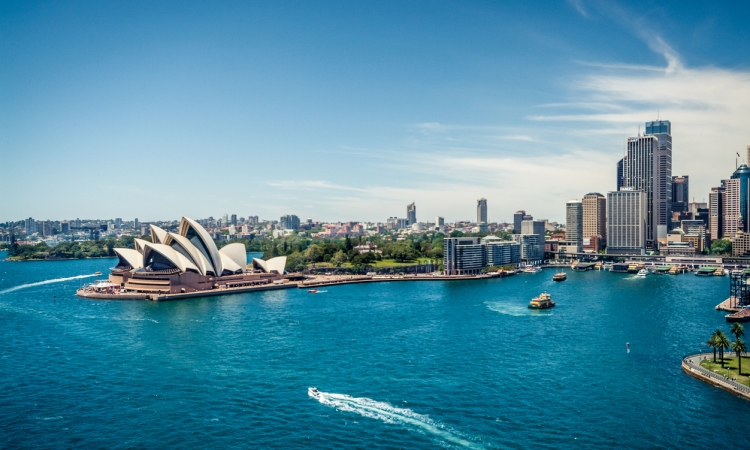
[[682, 353, 750, 401]]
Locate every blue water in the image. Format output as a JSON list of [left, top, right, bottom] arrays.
[[1, 250, 749, 449]]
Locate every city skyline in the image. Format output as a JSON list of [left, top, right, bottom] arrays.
[[2, 1, 750, 222]]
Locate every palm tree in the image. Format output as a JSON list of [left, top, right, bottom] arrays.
[[707, 333, 719, 363], [716, 330, 731, 367], [731, 338, 747, 376], [731, 322, 745, 341]]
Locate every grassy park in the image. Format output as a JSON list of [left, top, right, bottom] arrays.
[[699, 357, 750, 388]]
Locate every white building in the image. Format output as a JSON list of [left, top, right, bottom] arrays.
[[607, 189, 647, 255]]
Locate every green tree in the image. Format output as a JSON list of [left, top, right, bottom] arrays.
[[716, 330, 731, 366], [731, 322, 745, 341], [331, 250, 347, 267], [710, 238, 732, 255], [707, 333, 719, 363], [731, 337, 746, 375]]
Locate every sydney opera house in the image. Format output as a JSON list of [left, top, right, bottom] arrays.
[[83, 217, 287, 298]]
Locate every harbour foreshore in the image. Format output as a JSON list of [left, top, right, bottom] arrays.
[[682, 353, 750, 401], [77, 282, 297, 301]]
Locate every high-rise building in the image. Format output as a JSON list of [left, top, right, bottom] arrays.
[[582, 193, 606, 251], [730, 164, 750, 232], [671, 176, 689, 215], [435, 216, 444, 227], [134, 218, 139, 231], [280, 215, 300, 231], [60, 220, 70, 233], [723, 178, 741, 239], [709, 186, 725, 241], [607, 189, 647, 255], [521, 219, 545, 242], [477, 198, 487, 224], [231, 214, 237, 226], [513, 210, 525, 234], [619, 120, 672, 248], [616, 158, 625, 191], [406, 203, 417, 225], [25, 217, 35, 235], [40, 220, 52, 237], [114, 218, 123, 229], [566, 200, 583, 253]]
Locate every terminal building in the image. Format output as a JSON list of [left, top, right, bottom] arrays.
[[106, 217, 287, 295]]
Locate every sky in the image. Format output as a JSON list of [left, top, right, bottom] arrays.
[[2, 0, 749, 223]]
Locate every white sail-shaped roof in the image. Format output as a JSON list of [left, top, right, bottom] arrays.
[[134, 238, 150, 253], [178, 217, 222, 276], [142, 243, 200, 273], [163, 232, 215, 276], [218, 243, 247, 271], [252, 256, 286, 274], [219, 253, 242, 274], [113, 248, 143, 270], [150, 225, 169, 244]]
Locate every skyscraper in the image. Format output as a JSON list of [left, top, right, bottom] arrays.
[[134, 218, 139, 231], [616, 158, 625, 191], [607, 189, 647, 255], [435, 216, 444, 226], [566, 200, 583, 253], [622, 125, 670, 248], [671, 176, 689, 214], [407, 203, 417, 225], [724, 178, 741, 239], [709, 185, 725, 241], [730, 164, 750, 232], [513, 210, 525, 234], [477, 198, 487, 224], [644, 120, 673, 243], [582, 192, 606, 250], [231, 214, 237, 226]]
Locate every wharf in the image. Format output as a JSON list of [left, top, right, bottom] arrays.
[[715, 298, 741, 313], [300, 273, 505, 288], [77, 282, 297, 301]]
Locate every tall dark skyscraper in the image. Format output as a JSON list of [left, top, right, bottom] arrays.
[[731, 164, 750, 232], [477, 198, 487, 224], [513, 210, 525, 234], [644, 120, 672, 242], [671, 175, 689, 213], [616, 158, 624, 191], [406, 202, 417, 225]]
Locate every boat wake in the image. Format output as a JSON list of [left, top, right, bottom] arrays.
[[0, 274, 98, 295], [485, 302, 551, 317], [309, 389, 483, 449]]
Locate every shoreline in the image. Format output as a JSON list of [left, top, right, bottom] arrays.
[[682, 353, 750, 401], [77, 282, 297, 301]]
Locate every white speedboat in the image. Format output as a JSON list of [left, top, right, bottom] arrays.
[[635, 269, 648, 277], [308, 387, 322, 399], [523, 266, 541, 274]]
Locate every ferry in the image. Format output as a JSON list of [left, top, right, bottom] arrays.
[[552, 272, 567, 282], [529, 293, 555, 309], [635, 268, 648, 277]]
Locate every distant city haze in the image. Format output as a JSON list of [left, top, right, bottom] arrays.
[[2, 1, 749, 222]]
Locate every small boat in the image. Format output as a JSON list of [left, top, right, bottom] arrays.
[[307, 289, 318, 293], [94, 271, 102, 275], [552, 272, 567, 282], [529, 293, 555, 309], [308, 387, 322, 399], [523, 266, 541, 274], [635, 269, 648, 277]]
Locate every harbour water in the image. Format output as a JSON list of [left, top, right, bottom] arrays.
[[2, 251, 749, 448]]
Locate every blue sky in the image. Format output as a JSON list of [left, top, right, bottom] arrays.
[[2, 0, 749, 223]]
